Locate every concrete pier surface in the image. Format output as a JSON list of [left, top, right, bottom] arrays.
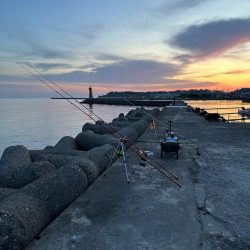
[[26, 107, 250, 250]]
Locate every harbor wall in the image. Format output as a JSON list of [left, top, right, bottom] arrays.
[[82, 97, 186, 107], [0, 107, 159, 250]]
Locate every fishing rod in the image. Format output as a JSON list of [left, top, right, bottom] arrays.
[[25, 63, 108, 124], [24, 63, 180, 183], [17, 63, 103, 124], [18, 63, 181, 187], [103, 86, 185, 139]]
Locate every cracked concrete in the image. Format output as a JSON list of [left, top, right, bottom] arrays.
[[162, 107, 250, 250]]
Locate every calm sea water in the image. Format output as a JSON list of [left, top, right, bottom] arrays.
[[1, 99, 249, 156], [0, 99, 136, 156], [186, 100, 250, 122]]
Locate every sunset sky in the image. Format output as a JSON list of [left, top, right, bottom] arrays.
[[0, 0, 250, 97]]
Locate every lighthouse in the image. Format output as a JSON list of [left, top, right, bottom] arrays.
[[88, 87, 93, 99]]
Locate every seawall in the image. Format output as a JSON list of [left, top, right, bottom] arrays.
[[82, 97, 186, 107], [1, 106, 250, 249], [27, 106, 250, 250], [0, 107, 159, 250]]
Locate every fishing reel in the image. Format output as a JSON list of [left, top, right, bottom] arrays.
[[119, 136, 128, 144]]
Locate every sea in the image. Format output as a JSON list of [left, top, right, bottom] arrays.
[[0, 99, 249, 156]]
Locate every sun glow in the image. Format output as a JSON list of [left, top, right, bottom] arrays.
[[171, 56, 250, 90]]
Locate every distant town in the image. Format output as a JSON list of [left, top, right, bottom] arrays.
[[99, 88, 250, 102]]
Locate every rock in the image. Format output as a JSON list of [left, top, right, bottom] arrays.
[[13, 161, 56, 188], [128, 120, 148, 136], [32, 154, 71, 168], [0, 192, 50, 250], [0, 164, 89, 249], [118, 113, 125, 119], [65, 158, 99, 184], [21, 164, 88, 219], [53, 136, 79, 150], [143, 108, 160, 122], [75, 130, 117, 150], [0, 188, 16, 201], [85, 144, 116, 174], [82, 123, 118, 134], [29, 149, 86, 162], [0, 146, 33, 188], [127, 108, 145, 118], [111, 121, 132, 127], [77, 109, 158, 151], [32, 154, 98, 184], [0, 145, 31, 167], [112, 113, 128, 122], [30, 144, 115, 177], [134, 108, 146, 117], [95, 120, 104, 125], [0, 161, 56, 189], [0, 107, 161, 249], [126, 116, 142, 121]]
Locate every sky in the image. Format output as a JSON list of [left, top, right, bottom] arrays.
[[0, 0, 250, 98]]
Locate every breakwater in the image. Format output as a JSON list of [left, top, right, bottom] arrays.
[[2, 106, 250, 249], [0, 107, 159, 250], [82, 97, 186, 107], [25, 106, 250, 249]]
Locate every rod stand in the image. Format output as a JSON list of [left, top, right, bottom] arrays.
[[106, 137, 130, 184]]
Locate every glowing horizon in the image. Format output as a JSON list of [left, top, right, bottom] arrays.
[[0, 0, 250, 97]]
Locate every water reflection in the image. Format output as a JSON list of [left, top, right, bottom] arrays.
[[1, 99, 249, 156], [186, 100, 250, 122], [0, 99, 135, 155]]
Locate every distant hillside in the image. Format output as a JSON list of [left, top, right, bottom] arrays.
[[229, 88, 250, 98], [99, 88, 250, 100]]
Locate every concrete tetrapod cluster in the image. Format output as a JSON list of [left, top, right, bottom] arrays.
[[0, 107, 159, 250]]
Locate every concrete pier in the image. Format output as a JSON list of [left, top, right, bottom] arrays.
[[82, 97, 186, 107], [25, 106, 250, 250], [0, 108, 160, 249]]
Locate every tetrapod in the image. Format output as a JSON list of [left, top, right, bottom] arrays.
[[106, 137, 130, 184]]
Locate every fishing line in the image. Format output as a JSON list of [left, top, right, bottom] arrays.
[[21, 62, 180, 186], [18, 62, 181, 187], [23, 63, 180, 182], [17, 63, 100, 124], [103, 86, 185, 139], [19, 62, 180, 185], [26, 63, 110, 125]]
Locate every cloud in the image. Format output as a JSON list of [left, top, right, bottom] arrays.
[[173, 54, 195, 64], [80, 23, 105, 41], [94, 53, 124, 62], [49, 60, 180, 84], [170, 18, 250, 58], [225, 69, 249, 75], [33, 63, 72, 71], [0, 24, 74, 60], [162, 80, 219, 89], [21, 37, 73, 59], [157, 0, 205, 14], [171, 0, 204, 10]]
